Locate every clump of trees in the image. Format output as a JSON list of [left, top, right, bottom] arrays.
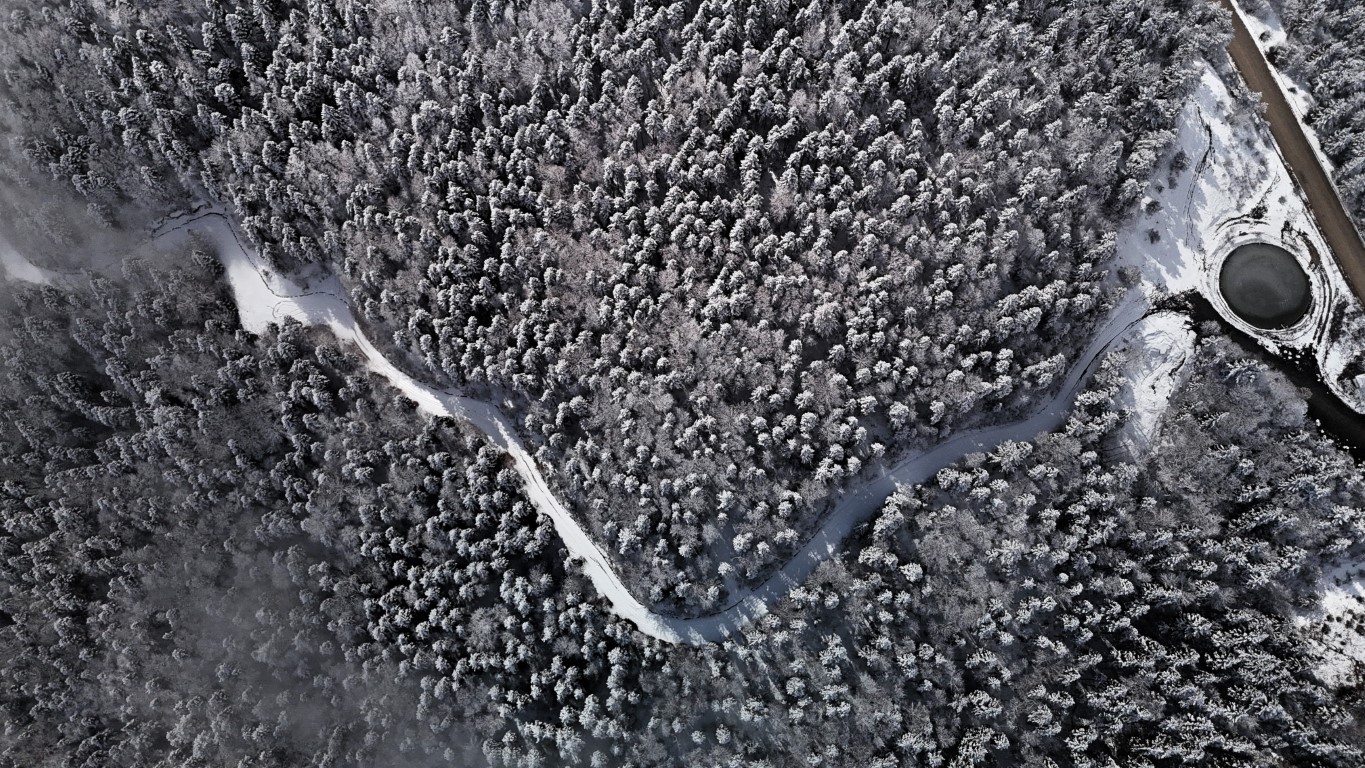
[[0, 252, 488, 765], [603, 334, 1365, 766], [0, 0, 1225, 610]]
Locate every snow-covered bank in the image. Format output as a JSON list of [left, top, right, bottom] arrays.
[[1113, 51, 1365, 685], [1111, 312, 1196, 457], [1116, 63, 1364, 412]]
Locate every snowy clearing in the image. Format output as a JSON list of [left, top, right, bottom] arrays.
[[1115, 62, 1364, 412], [1298, 562, 1365, 688], [1115, 68, 1335, 329], [1109, 39, 1365, 686]]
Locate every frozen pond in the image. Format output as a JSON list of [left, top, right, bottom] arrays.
[[1218, 242, 1311, 329]]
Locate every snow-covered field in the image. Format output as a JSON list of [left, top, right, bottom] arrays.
[[1116, 68, 1334, 334], [1115, 62, 1365, 413]]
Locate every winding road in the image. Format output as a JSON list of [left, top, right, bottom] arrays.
[[138, 207, 1154, 645], [10, 2, 1350, 644]]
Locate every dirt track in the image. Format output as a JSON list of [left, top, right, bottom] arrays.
[[1217, 0, 1365, 305]]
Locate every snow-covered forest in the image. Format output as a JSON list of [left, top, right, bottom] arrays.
[[3, 0, 1365, 766], [6, 254, 1365, 765], [1263, 0, 1365, 223], [0, 0, 1225, 609]]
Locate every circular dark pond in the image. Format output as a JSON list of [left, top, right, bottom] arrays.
[[1218, 242, 1311, 329]]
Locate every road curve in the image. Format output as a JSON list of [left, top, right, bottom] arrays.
[[0, 0, 1352, 651], [1218, 0, 1365, 304], [0, 208, 1151, 645], [140, 208, 1153, 645]]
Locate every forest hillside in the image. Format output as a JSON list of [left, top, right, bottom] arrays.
[[0, 0, 1225, 611]]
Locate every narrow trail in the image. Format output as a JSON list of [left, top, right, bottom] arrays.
[[138, 208, 1156, 645], [0, 0, 1354, 655]]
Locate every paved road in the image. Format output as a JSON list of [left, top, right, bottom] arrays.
[[1218, 0, 1365, 304]]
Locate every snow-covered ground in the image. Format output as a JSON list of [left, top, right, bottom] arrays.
[[1120, 12, 1365, 686], [1298, 561, 1365, 687], [135, 209, 1158, 645], [1115, 63, 1365, 414], [0, 234, 57, 285], [1106, 65, 1305, 457], [1110, 311, 1196, 457], [1116, 68, 1333, 331]]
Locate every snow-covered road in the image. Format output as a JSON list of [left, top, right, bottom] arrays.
[[141, 209, 1156, 645], [0, 234, 57, 285], [1, 208, 1155, 645]]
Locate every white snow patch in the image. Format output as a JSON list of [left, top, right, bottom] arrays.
[[1115, 69, 1270, 298], [1114, 67, 1322, 309], [1112, 311, 1195, 456], [1111, 57, 1365, 683], [1238, 1, 1287, 47], [1116, 62, 1365, 412], [1299, 561, 1365, 687], [1322, 335, 1365, 410], [0, 234, 58, 285]]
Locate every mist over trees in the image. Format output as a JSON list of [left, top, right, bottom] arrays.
[[0, 0, 1228, 610], [0, 253, 491, 765]]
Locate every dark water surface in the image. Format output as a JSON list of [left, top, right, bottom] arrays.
[[1218, 242, 1312, 329]]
